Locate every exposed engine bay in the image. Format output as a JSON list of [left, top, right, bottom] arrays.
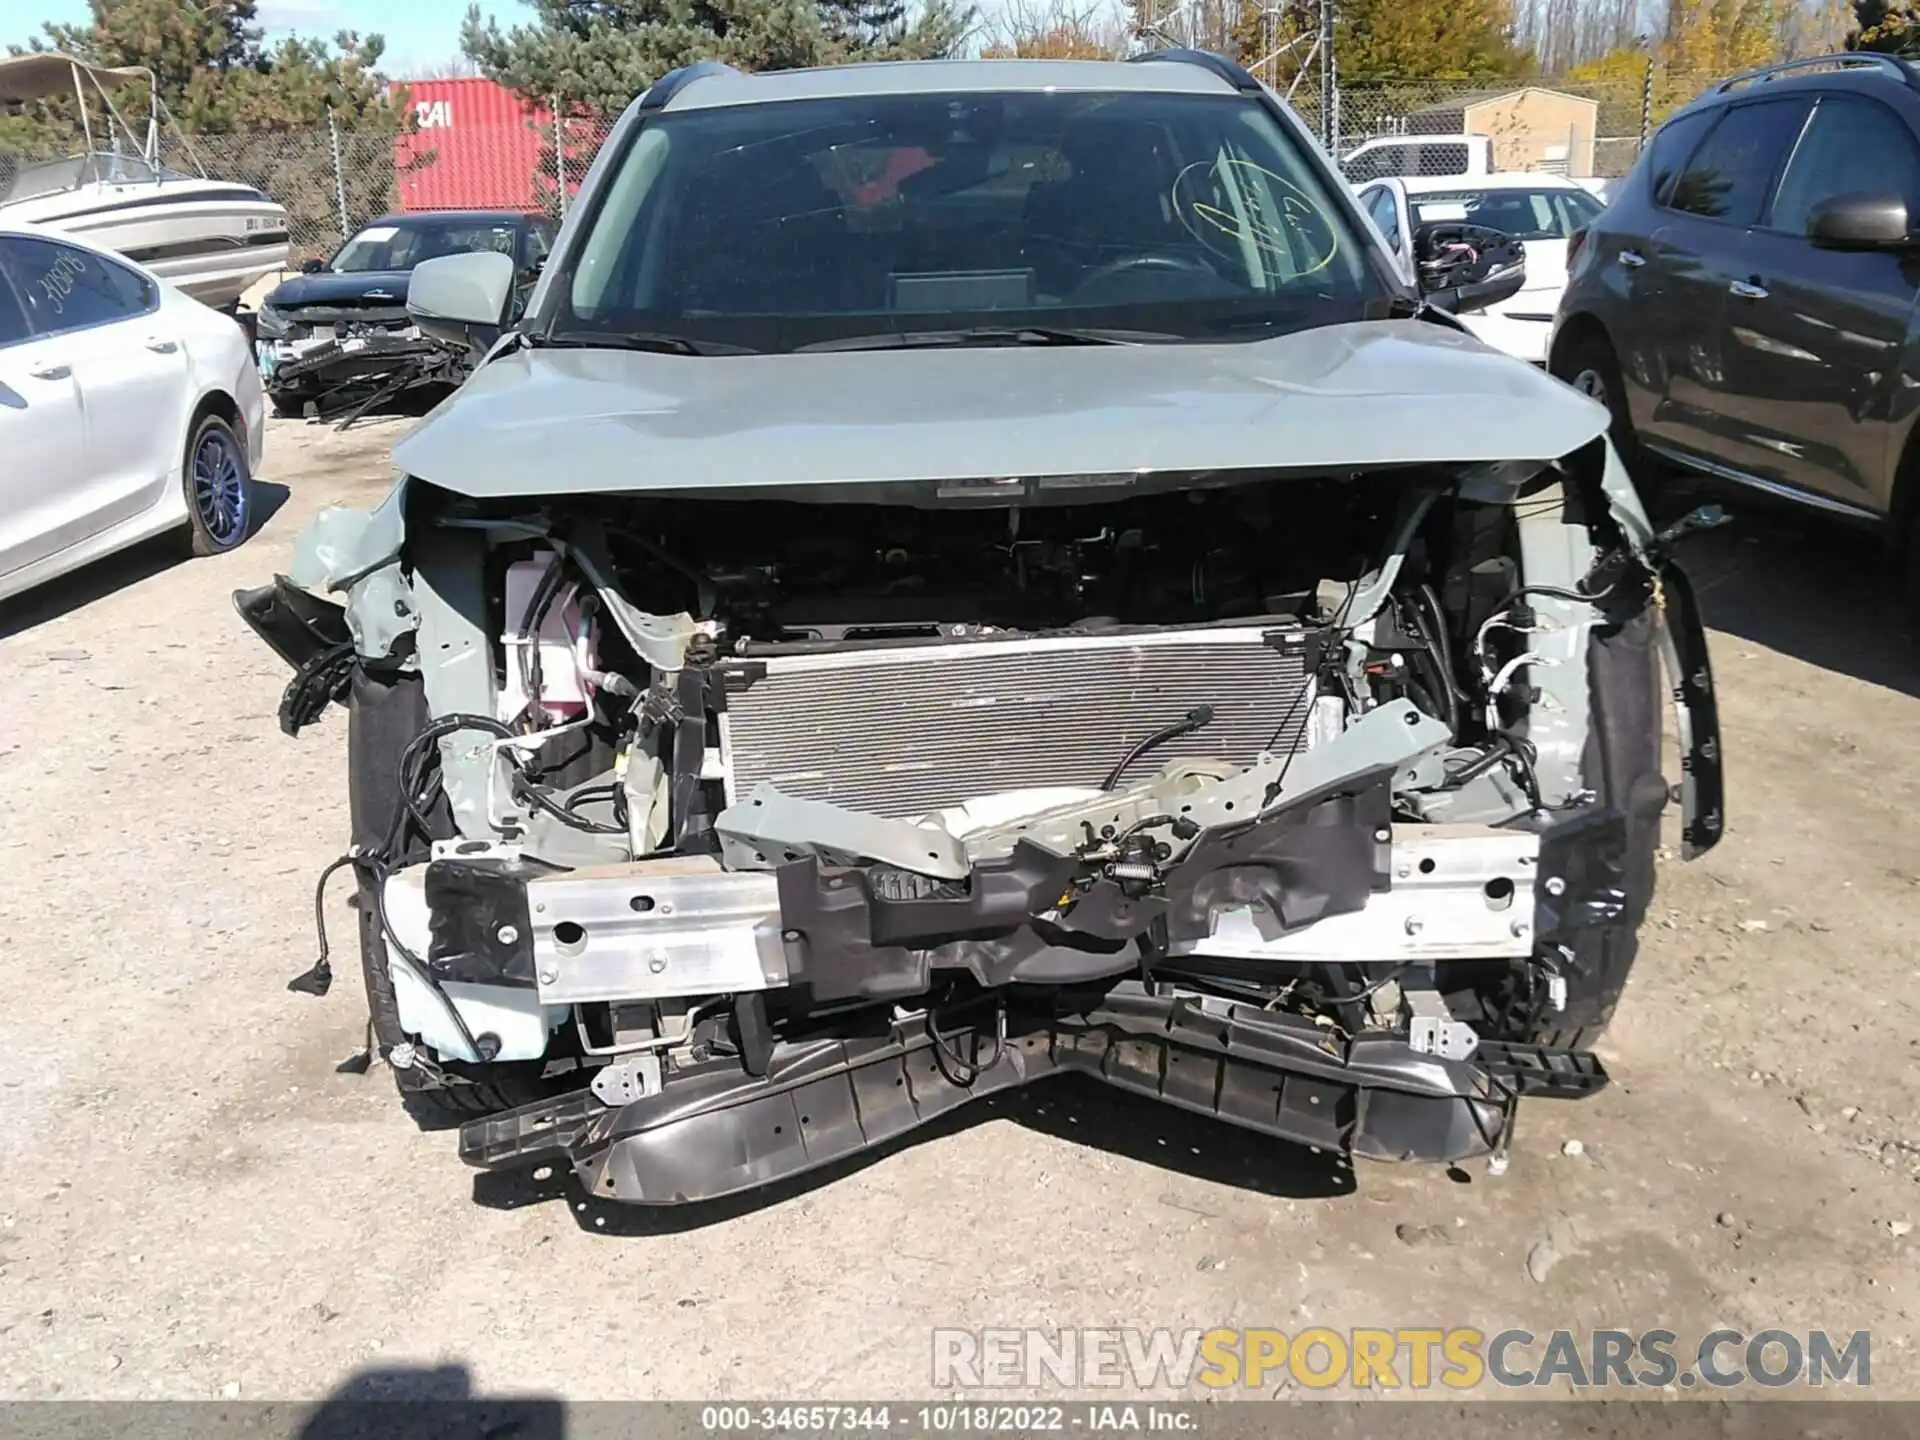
[[590, 484, 1371, 640], [240, 444, 1724, 1205]]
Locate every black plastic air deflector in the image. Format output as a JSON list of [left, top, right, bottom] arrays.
[[458, 992, 1607, 1205]]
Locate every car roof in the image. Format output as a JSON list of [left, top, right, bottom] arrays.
[[359, 210, 545, 228], [1667, 54, 1920, 125], [659, 57, 1239, 111], [1399, 172, 1588, 194]]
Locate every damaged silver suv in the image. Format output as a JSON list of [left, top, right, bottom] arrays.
[[238, 52, 1724, 1206]]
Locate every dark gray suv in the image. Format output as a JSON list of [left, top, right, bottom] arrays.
[[1551, 53, 1920, 597]]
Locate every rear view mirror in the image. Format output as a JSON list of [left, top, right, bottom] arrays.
[[1412, 221, 1526, 315], [407, 249, 517, 352], [1807, 191, 1912, 250]]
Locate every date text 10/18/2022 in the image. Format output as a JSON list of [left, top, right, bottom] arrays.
[[701, 1405, 1199, 1434]]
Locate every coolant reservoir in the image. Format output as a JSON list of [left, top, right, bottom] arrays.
[[499, 551, 596, 724]]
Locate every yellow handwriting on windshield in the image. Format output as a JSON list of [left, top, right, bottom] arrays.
[[1173, 159, 1337, 281]]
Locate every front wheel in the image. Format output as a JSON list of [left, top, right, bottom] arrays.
[[1903, 512, 1920, 634], [184, 413, 253, 556], [1553, 330, 1644, 477]]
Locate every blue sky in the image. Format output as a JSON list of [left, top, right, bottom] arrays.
[[11, 0, 507, 77]]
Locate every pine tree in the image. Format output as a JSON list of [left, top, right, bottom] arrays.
[[462, 0, 975, 115], [15, 0, 404, 134], [5, 0, 412, 258]]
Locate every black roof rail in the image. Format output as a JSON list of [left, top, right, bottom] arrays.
[[638, 60, 739, 111], [1128, 47, 1264, 94], [1714, 50, 1920, 94]]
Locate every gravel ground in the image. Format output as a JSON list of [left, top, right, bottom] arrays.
[[0, 416, 1914, 1404]]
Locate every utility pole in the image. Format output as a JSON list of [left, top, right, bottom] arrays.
[[326, 105, 349, 239], [1318, 0, 1335, 151], [1639, 52, 1654, 153], [552, 95, 568, 219]]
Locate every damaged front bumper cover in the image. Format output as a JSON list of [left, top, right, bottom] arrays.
[[267, 332, 466, 426], [460, 989, 1607, 1204]]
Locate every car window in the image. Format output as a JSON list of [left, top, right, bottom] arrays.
[[0, 272, 28, 348], [330, 219, 522, 273], [1647, 108, 1720, 205], [550, 89, 1389, 351], [0, 235, 156, 337], [1767, 96, 1920, 235], [1410, 143, 1470, 177], [1665, 99, 1809, 224], [1410, 186, 1603, 239], [1345, 143, 1469, 183], [523, 219, 556, 270], [1344, 149, 1394, 183], [1362, 186, 1402, 251]]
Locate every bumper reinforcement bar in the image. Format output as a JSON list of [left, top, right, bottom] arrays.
[[458, 992, 1608, 1205]]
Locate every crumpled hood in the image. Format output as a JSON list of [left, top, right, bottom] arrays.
[[392, 319, 1609, 499], [266, 270, 413, 309]]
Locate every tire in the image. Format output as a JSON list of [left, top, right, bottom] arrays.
[[184, 412, 253, 556], [1903, 507, 1920, 631], [269, 390, 311, 419], [1552, 329, 1644, 479], [1528, 605, 1668, 1050], [346, 667, 557, 1122]]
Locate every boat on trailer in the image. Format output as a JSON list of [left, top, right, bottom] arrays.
[[0, 52, 290, 310]]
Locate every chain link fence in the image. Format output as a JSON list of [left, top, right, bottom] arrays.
[[1328, 68, 1731, 180], [5, 65, 1741, 280], [182, 126, 410, 263]]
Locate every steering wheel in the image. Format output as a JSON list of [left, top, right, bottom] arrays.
[[1069, 252, 1217, 297]]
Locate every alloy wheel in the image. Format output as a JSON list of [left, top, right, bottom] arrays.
[[191, 427, 248, 549], [1569, 367, 1609, 405]]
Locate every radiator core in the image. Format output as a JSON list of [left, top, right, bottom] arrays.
[[719, 625, 1319, 820]]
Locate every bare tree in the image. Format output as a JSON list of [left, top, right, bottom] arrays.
[[979, 0, 1130, 57], [403, 54, 486, 79], [1776, 0, 1852, 54], [1513, 0, 1644, 70], [1127, 0, 1244, 55]]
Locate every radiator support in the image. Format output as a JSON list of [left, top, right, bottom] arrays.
[[716, 623, 1322, 820]]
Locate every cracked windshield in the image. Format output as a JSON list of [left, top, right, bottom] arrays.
[[547, 89, 1389, 351]]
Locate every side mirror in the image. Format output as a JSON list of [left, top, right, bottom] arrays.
[[1411, 221, 1526, 315], [1808, 191, 1912, 250], [299, 257, 325, 274], [407, 250, 516, 352]]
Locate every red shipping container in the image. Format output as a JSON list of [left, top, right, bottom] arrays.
[[391, 77, 554, 213]]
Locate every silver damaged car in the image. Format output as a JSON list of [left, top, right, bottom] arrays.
[[238, 52, 1725, 1206]]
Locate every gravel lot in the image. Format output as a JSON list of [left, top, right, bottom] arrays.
[[0, 414, 1915, 1403]]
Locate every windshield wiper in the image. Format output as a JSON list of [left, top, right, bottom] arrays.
[[532, 331, 757, 357], [1196, 306, 1320, 337], [795, 325, 1173, 353]]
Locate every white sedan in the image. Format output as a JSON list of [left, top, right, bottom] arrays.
[[1354, 172, 1606, 365], [0, 223, 264, 603]]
